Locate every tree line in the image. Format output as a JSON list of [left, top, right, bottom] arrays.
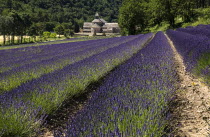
[[0, 0, 123, 45], [1, 0, 209, 41], [0, 12, 74, 45], [119, 0, 210, 35]]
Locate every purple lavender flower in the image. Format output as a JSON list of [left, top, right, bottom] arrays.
[[59, 32, 178, 136], [0, 33, 153, 136]]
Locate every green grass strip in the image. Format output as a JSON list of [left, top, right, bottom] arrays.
[[0, 37, 104, 50], [194, 52, 210, 85]]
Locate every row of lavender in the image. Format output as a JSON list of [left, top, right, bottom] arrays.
[[0, 37, 86, 50], [0, 37, 124, 67], [0, 35, 138, 93], [167, 29, 210, 84], [176, 24, 210, 39], [54, 32, 178, 136], [0, 38, 98, 65], [0, 33, 153, 136]]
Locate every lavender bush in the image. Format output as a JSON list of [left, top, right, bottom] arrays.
[[54, 32, 178, 137], [0, 33, 153, 136], [176, 24, 210, 39], [0, 36, 137, 93], [0, 37, 126, 68], [167, 29, 210, 84]]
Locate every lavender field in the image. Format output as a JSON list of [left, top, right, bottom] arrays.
[[0, 25, 210, 136], [168, 25, 210, 84]]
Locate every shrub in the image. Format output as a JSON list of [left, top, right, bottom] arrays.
[[50, 33, 57, 38], [43, 31, 51, 41]]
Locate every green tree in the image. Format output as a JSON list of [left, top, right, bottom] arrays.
[[8, 11, 23, 44], [54, 24, 64, 38], [0, 15, 13, 45], [50, 33, 57, 38], [28, 24, 38, 41], [20, 13, 32, 43], [153, 0, 177, 28], [64, 29, 70, 38], [177, 0, 196, 22], [36, 22, 46, 38], [45, 22, 57, 32], [43, 31, 51, 40], [62, 22, 73, 30], [69, 29, 74, 37], [119, 0, 147, 35], [146, 0, 164, 26]]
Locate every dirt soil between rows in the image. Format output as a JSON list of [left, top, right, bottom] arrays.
[[39, 89, 92, 137], [166, 34, 210, 137]]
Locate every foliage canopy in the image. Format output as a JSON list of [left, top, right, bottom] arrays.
[[119, 0, 210, 35]]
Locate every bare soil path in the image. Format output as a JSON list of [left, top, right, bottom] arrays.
[[38, 75, 107, 137], [165, 34, 210, 137], [39, 88, 92, 137]]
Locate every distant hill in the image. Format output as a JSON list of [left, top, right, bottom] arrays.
[[0, 0, 123, 30]]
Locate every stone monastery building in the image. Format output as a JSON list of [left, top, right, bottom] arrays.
[[83, 12, 120, 34]]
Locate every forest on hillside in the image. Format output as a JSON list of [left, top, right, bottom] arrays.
[[119, 0, 210, 35], [1, 0, 210, 45], [0, 0, 122, 24], [0, 0, 122, 45]]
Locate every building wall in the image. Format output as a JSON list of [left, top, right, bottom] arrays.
[[83, 22, 120, 34], [91, 28, 101, 33]]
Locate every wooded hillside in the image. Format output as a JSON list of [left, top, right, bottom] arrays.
[[0, 0, 122, 32], [119, 0, 210, 35], [1, 0, 210, 44], [0, 0, 122, 45]]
